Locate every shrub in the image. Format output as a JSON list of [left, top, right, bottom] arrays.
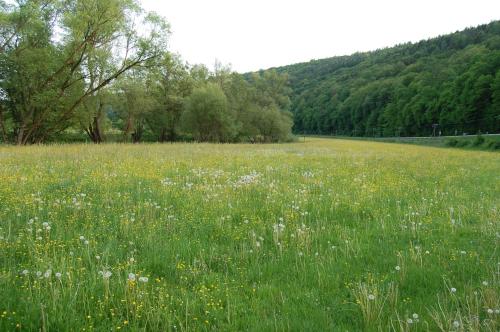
[[472, 134, 485, 147]]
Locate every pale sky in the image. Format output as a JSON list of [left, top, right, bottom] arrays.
[[140, 0, 500, 73]]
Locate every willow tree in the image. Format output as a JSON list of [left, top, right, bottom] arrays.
[[0, 0, 169, 144]]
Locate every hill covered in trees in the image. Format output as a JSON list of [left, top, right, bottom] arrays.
[[267, 21, 500, 137]]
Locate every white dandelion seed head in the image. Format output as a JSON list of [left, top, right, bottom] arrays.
[[407, 318, 413, 324], [42, 222, 49, 228], [84, 240, 89, 245], [21, 269, 29, 276], [412, 313, 419, 319], [368, 294, 375, 301], [79, 236, 85, 241], [138, 277, 149, 283], [44, 269, 52, 278], [487, 308, 493, 314], [482, 281, 488, 286], [55, 272, 62, 279], [395, 266, 401, 271], [36, 271, 42, 277], [450, 287, 457, 293], [95, 255, 101, 260], [128, 273, 136, 281]]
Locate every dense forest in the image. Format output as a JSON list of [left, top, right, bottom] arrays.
[[268, 21, 500, 137], [0, 0, 293, 144]]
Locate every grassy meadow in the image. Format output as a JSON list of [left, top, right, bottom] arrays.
[[0, 138, 499, 331]]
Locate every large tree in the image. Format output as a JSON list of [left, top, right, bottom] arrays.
[[0, 0, 169, 144]]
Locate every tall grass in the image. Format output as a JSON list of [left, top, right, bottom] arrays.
[[0, 139, 498, 330]]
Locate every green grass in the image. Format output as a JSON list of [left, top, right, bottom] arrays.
[[311, 135, 500, 151], [0, 139, 499, 331]]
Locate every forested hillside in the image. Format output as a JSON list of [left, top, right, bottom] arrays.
[[270, 21, 500, 137]]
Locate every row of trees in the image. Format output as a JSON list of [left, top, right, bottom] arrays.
[[272, 21, 500, 137], [0, 0, 293, 144]]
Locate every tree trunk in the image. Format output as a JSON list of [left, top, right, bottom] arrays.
[[16, 126, 26, 145], [0, 107, 8, 143]]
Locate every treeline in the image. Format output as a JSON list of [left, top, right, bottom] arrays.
[[268, 21, 500, 137], [0, 0, 293, 144]]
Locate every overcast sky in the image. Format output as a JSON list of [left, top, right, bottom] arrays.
[[140, 0, 500, 73]]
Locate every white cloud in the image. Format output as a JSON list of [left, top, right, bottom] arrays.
[[140, 0, 500, 72]]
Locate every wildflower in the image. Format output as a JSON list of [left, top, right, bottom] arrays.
[[55, 272, 62, 279], [460, 251, 466, 255], [128, 273, 136, 282], [452, 321, 460, 328], [21, 270, 29, 276], [79, 236, 85, 241], [44, 270, 52, 278], [95, 255, 101, 260], [407, 318, 413, 324], [482, 281, 488, 286], [99, 270, 112, 279], [368, 294, 375, 300], [395, 266, 401, 271], [450, 287, 457, 293], [84, 240, 89, 245], [138, 277, 149, 283], [412, 313, 419, 319], [36, 271, 42, 278]]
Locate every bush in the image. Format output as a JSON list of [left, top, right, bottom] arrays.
[[485, 139, 500, 150], [472, 134, 485, 147], [456, 140, 470, 147], [445, 139, 459, 147]]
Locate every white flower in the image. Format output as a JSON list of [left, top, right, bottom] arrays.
[[45, 226, 51, 231], [42, 222, 49, 228], [129, 257, 135, 263], [407, 318, 413, 324], [460, 251, 466, 255], [452, 321, 460, 328], [482, 281, 488, 286], [395, 266, 401, 271], [99, 270, 112, 279], [494, 309, 500, 314], [450, 287, 457, 293], [487, 308, 493, 314], [368, 294, 375, 300], [138, 277, 149, 283], [55, 272, 62, 279], [128, 273, 136, 281], [95, 255, 101, 260], [36, 271, 42, 277], [21, 269, 29, 276], [412, 313, 419, 319], [44, 269, 52, 278], [84, 240, 89, 245]]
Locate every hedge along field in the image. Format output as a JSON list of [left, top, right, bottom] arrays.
[[0, 138, 498, 331]]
